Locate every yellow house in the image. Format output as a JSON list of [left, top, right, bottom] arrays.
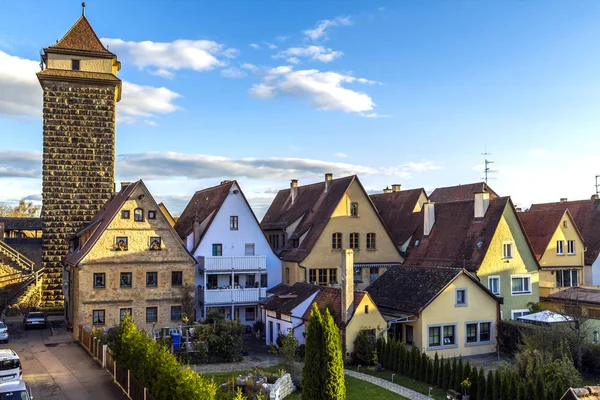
[[64, 181, 196, 336], [262, 249, 387, 359], [519, 209, 585, 298], [404, 192, 540, 320], [366, 265, 501, 357], [261, 174, 403, 290], [542, 287, 600, 343]]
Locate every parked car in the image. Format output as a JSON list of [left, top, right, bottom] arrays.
[[23, 312, 47, 330], [0, 322, 8, 343], [0, 379, 32, 399], [0, 349, 22, 383]]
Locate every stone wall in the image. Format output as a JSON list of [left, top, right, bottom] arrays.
[[41, 80, 117, 308], [269, 373, 296, 400]]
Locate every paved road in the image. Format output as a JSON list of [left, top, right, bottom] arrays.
[[0, 315, 125, 400]]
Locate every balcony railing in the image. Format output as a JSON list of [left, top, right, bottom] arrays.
[[203, 287, 267, 305], [198, 256, 266, 272]]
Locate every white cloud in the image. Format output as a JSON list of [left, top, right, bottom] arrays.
[[264, 42, 278, 50], [303, 16, 353, 41], [249, 66, 376, 114], [241, 63, 258, 71], [275, 45, 343, 63], [0, 50, 42, 117], [334, 153, 348, 158], [399, 161, 444, 173], [529, 148, 550, 156], [276, 36, 288, 42], [101, 38, 237, 77], [249, 43, 260, 49], [0, 150, 41, 178], [220, 67, 247, 78], [118, 81, 181, 123]]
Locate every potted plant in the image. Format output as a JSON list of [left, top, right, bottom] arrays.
[[461, 378, 472, 400], [253, 320, 264, 339]]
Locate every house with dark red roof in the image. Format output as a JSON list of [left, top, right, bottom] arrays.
[[518, 209, 585, 298], [366, 265, 501, 357], [403, 191, 539, 320], [174, 180, 281, 325], [429, 182, 498, 203], [261, 174, 403, 290], [63, 181, 196, 336], [529, 197, 600, 285], [261, 250, 386, 359]]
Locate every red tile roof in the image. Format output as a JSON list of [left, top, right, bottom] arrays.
[[48, 16, 114, 55], [404, 197, 511, 271], [370, 188, 427, 247], [530, 199, 600, 265], [518, 209, 573, 261], [429, 182, 498, 203]]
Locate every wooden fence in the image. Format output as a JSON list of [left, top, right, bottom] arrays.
[[77, 324, 156, 400]]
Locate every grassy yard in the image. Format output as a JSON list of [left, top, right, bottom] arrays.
[[204, 365, 409, 399], [352, 367, 447, 400]]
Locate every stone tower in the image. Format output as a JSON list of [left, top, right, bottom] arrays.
[[37, 14, 121, 307]]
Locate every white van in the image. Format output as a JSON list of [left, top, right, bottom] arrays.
[[0, 350, 22, 383]]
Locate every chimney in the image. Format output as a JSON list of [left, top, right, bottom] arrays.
[[560, 198, 568, 203], [290, 179, 299, 204], [383, 186, 392, 194], [120, 182, 132, 191], [193, 218, 201, 250], [592, 194, 599, 201], [474, 192, 490, 219], [340, 249, 354, 325], [324, 173, 333, 193], [221, 180, 232, 185], [424, 202, 435, 238], [391, 184, 401, 192]]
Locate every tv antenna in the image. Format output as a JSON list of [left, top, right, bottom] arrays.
[[482, 152, 495, 184], [596, 175, 600, 196]]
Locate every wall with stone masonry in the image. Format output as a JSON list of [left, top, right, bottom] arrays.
[[269, 373, 296, 400], [41, 80, 117, 307]]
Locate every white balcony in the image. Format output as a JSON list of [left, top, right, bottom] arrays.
[[199, 256, 266, 272], [203, 287, 267, 305]]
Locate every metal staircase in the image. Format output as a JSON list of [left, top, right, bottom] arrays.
[[0, 240, 35, 272], [0, 242, 40, 315]]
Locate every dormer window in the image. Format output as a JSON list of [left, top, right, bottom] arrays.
[[72, 59, 80, 71], [134, 208, 144, 222]]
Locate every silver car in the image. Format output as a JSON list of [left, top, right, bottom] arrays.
[[0, 322, 7, 343], [0, 349, 21, 383], [23, 313, 46, 330], [0, 379, 32, 399]]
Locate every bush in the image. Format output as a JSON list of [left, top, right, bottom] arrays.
[[296, 344, 306, 361], [191, 319, 244, 363], [353, 330, 378, 365], [581, 342, 600, 375]]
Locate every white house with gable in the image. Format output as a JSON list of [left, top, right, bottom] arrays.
[[174, 180, 282, 325]]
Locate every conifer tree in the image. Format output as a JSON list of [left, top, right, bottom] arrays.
[[463, 360, 471, 385], [403, 344, 411, 375], [485, 370, 493, 400], [432, 353, 440, 385], [455, 357, 464, 391], [420, 352, 428, 382], [553, 380, 564, 400], [506, 373, 516, 400], [412, 347, 421, 380], [517, 380, 526, 400], [450, 358, 458, 391], [426, 357, 434, 385], [302, 304, 324, 400], [442, 359, 450, 390], [493, 369, 501, 400], [535, 373, 545, 400], [469, 366, 479, 400], [527, 379, 536, 400], [477, 367, 486, 400], [321, 308, 346, 400]]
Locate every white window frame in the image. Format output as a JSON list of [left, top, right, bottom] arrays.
[[511, 274, 532, 295], [488, 275, 500, 295], [557, 240, 564, 255], [426, 323, 458, 350], [567, 240, 575, 255], [455, 288, 468, 307], [511, 309, 531, 320], [556, 269, 579, 288], [503, 241, 513, 259], [245, 243, 255, 256], [464, 320, 494, 346]]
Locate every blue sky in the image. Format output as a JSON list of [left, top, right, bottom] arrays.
[[1, 1, 600, 217]]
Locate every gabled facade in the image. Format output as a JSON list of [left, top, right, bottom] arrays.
[[262, 250, 387, 359], [519, 210, 585, 297], [261, 174, 403, 290], [64, 181, 195, 336], [530, 197, 600, 285], [174, 181, 281, 325], [367, 266, 500, 357], [404, 193, 539, 320]]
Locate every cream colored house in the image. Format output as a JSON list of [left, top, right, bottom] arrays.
[[64, 181, 195, 336], [367, 266, 501, 357], [261, 174, 403, 290]]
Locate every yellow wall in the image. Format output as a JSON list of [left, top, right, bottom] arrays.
[[541, 300, 600, 342], [346, 293, 387, 356], [47, 53, 115, 74], [72, 184, 195, 336], [413, 190, 429, 212], [477, 205, 539, 319], [294, 180, 402, 284], [419, 274, 498, 357]]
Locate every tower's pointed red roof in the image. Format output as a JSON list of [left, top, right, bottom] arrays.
[[48, 16, 113, 55]]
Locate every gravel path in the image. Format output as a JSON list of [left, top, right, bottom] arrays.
[[344, 369, 432, 400]]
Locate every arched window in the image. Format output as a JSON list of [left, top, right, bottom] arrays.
[[134, 208, 144, 222]]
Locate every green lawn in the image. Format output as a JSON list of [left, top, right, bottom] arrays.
[[204, 365, 408, 399], [353, 367, 447, 400]]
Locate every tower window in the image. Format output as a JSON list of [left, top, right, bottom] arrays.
[[72, 59, 80, 70]]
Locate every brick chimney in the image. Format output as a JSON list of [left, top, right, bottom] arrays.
[[560, 198, 568, 203], [325, 173, 333, 193], [474, 191, 490, 219], [424, 202, 435, 238], [290, 179, 299, 204], [592, 194, 599, 201], [392, 184, 401, 192], [120, 182, 132, 191], [383, 186, 392, 194], [340, 249, 354, 325]]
